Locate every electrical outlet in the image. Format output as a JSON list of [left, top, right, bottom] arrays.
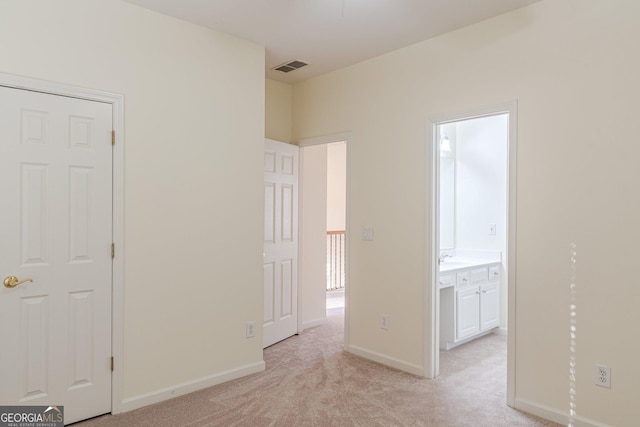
[[246, 321, 255, 338], [380, 314, 389, 330], [595, 364, 611, 388]]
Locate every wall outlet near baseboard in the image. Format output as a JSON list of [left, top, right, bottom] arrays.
[[595, 364, 611, 388]]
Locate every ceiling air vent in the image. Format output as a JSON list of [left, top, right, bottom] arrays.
[[273, 60, 308, 73]]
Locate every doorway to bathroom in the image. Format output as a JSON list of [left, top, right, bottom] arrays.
[[429, 103, 517, 405]]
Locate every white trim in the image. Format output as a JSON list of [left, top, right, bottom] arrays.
[[506, 101, 518, 408], [298, 132, 352, 148], [514, 398, 612, 427], [121, 361, 265, 413], [347, 345, 424, 376], [302, 317, 327, 330], [297, 132, 351, 351], [425, 120, 439, 379], [0, 72, 125, 416], [344, 136, 351, 350], [296, 145, 306, 335], [426, 101, 518, 402]]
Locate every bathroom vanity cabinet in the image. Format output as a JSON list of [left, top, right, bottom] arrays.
[[439, 261, 500, 350]]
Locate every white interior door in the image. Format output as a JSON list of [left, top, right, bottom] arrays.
[[263, 139, 298, 348], [0, 86, 113, 424]]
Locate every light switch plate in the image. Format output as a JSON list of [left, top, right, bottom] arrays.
[[488, 223, 497, 236], [362, 227, 373, 240], [362, 226, 374, 241]]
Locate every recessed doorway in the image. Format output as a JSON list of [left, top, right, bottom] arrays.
[[429, 103, 517, 406]]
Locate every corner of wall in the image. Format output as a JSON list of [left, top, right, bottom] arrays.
[[265, 79, 293, 144]]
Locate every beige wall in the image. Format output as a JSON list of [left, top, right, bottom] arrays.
[[327, 142, 347, 232], [265, 79, 293, 143], [292, 0, 640, 424], [0, 0, 265, 406]]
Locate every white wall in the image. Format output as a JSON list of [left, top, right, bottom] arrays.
[[327, 141, 347, 231], [292, 0, 640, 424], [0, 0, 265, 407], [299, 144, 328, 328], [455, 115, 507, 251], [439, 123, 456, 250]]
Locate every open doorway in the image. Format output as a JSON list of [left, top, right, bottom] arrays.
[[430, 103, 517, 405], [299, 136, 348, 338], [326, 141, 347, 311]]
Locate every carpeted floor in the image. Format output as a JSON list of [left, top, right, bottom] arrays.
[[76, 306, 561, 426]]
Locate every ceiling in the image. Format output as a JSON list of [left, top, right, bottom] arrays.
[[123, 0, 542, 84]]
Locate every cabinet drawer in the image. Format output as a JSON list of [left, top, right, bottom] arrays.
[[489, 265, 500, 281], [470, 267, 488, 284], [456, 271, 470, 287], [439, 272, 454, 288]]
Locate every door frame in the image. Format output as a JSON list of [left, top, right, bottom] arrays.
[[426, 101, 517, 406], [0, 72, 125, 415], [297, 132, 351, 348]]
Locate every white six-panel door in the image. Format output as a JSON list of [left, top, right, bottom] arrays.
[[263, 139, 298, 348], [0, 86, 113, 424]]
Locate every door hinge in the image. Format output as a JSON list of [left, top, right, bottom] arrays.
[[111, 130, 115, 145], [111, 243, 115, 259], [111, 357, 114, 372]]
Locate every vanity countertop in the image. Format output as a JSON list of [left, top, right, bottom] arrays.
[[439, 257, 500, 273]]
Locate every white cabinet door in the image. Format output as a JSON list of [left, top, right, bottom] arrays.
[[456, 286, 480, 340], [480, 282, 499, 330], [0, 86, 113, 424], [263, 139, 298, 348]]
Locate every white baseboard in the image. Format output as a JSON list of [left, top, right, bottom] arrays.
[[120, 361, 265, 413], [301, 317, 327, 331], [347, 345, 425, 377], [514, 398, 612, 427]]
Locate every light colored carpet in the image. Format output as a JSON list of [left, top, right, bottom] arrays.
[[77, 306, 561, 426], [326, 290, 345, 309]]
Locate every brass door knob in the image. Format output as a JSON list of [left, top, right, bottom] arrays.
[[3, 276, 33, 288]]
